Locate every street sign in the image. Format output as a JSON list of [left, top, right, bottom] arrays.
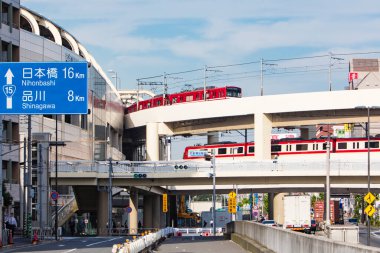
[[228, 191, 236, 199], [50, 191, 59, 201], [0, 62, 88, 114], [228, 197, 237, 214], [365, 204, 376, 217], [162, 194, 168, 213], [364, 192, 376, 204]]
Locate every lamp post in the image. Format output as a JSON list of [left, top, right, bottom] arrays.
[[108, 70, 118, 90], [211, 151, 216, 235], [355, 106, 380, 246]]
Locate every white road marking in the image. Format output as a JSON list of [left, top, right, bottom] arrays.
[[63, 249, 77, 253], [86, 237, 121, 246]]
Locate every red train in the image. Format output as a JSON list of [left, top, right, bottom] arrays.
[[127, 86, 242, 113], [183, 137, 380, 160]]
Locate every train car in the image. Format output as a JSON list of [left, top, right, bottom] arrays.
[[126, 86, 242, 113], [183, 137, 380, 161]]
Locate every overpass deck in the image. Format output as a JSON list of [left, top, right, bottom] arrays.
[[53, 159, 380, 192]]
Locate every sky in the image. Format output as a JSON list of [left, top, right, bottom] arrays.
[[21, 0, 380, 158]]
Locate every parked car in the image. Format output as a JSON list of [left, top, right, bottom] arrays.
[[347, 218, 358, 226], [262, 220, 277, 227]]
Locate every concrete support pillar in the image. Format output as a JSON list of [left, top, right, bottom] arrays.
[[268, 192, 275, 220], [207, 131, 219, 144], [152, 195, 161, 229], [143, 195, 153, 229], [300, 127, 311, 139], [146, 122, 159, 161], [129, 191, 139, 234], [254, 113, 272, 160], [273, 193, 285, 225], [97, 191, 108, 236], [169, 195, 177, 227]]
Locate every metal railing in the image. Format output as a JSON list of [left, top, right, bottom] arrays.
[[51, 159, 380, 178]]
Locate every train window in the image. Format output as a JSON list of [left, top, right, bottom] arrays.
[[218, 148, 227, 155], [323, 143, 327, 150], [186, 95, 193, 102], [147, 102, 151, 108], [365, 141, 380, 148], [157, 100, 161, 106], [172, 98, 177, 104], [248, 146, 254, 153], [338, 143, 347, 149], [271, 145, 281, 152], [196, 94, 200, 100], [296, 144, 308, 151], [232, 147, 243, 154]]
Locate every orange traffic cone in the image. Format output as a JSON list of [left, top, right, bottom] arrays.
[[32, 231, 38, 244], [8, 230, 13, 244]]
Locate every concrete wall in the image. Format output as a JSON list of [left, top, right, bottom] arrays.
[[227, 221, 380, 253]]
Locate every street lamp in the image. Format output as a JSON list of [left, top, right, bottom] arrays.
[[355, 106, 380, 246], [108, 70, 119, 90], [205, 151, 216, 235]]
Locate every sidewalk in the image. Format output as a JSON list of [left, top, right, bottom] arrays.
[[0, 235, 54, 251]]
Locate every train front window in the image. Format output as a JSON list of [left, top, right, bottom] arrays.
[[226, 87, 242, 98], [271, 145, 281, 152]]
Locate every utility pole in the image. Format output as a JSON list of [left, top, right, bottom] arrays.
[[108, 157, 113, 236], [203, 65, 207, 101], [27, 115, 32, 238], [260, 58, 277, 96], [211, 150, 216, 235], [0, 116, 3, 242], [328, 52, 344, 91]]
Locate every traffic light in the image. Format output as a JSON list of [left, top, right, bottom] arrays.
[[174, 164, 188, 169], [133, 173, 147, 178]]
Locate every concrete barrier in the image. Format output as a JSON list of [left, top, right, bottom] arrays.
[[227, 221, 380, 253]]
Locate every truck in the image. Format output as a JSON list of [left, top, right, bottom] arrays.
[[201, 209, 243, 228], [314, 200, 341, 224], [283, 195, 311, 231]]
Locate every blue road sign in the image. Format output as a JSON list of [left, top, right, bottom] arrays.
[[125, 206, 132, 213], [50, 191, 59, 201], [0, 62, 88, 114]]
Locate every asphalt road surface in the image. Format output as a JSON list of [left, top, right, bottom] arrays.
[[154, 236, 248, 253], [0, 236, 130, 253]]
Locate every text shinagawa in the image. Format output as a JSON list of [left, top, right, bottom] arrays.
[[22, 103, 55, 110], [22, 80, 56, 86]]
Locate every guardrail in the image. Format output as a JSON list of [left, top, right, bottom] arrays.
[[111, 227, 174, 253]]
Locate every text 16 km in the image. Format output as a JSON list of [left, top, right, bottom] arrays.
[[62, 67, 85, 79]]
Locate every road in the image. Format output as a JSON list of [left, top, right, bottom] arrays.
[[154, 236, 248, 253], [0, 236, 129, 253]]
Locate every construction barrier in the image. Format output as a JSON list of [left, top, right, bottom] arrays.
[[112, 227, 174, 253]]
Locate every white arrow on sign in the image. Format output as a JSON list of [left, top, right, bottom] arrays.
[[5, 69, 14, 85]]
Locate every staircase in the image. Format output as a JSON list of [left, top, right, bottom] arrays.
[[51, 195, 78, 227]]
